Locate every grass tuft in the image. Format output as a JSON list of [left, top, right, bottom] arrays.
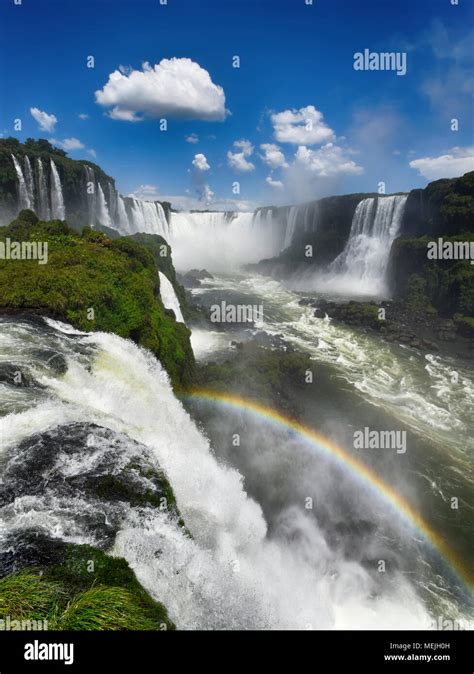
[[52, 585, 167, 631], [0, 571, 66, 621]]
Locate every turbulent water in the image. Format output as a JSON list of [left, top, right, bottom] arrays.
[[0, 290, 472, 629], [0, 175, 472, 628], [191, 274, 474, 457], [189, 273, 474, 619]]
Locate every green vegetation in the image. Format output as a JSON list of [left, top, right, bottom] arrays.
[[129, 232, 188, 313], [0, 543, 175, 631], [389, 234, 474, 328], [403, 171, 474, 237], [327, 301, 382, 328], [0, 572, 66, 622], [55, 586, 163, 631], [0, 210, 195, 388]]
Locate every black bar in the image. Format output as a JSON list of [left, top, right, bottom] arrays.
[[0, 630, 470, 671]]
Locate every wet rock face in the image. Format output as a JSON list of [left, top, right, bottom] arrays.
[[0, 422, 181, 550], [0, 530, 70, 577], [0, 363, 37, 387], [178, 268, 214, 288]]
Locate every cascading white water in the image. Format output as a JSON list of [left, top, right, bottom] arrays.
[[23, 156, 35, 212], [97, 182, 112, 228], [117, 195, 132, 233], [282, 206, 299, 250], [81, 165, 169, 235], [159, 272, 185, 323], [128, 199, 169, 237], [50, 159, 66, 220], [323, 195, 408, 296], [36, 158, 50, 220], [0, 317, 432, 630], [169, 211, 284, 271], [11, 155, 31, 211]]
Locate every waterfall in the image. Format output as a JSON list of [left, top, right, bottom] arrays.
[[11, 154, 31, 211], [327, 195, 408, 296], [158, 272, 185, 323], [36, 158, 50, 220], [97, 182, 112, 227], [130, 200, 144, 233], [127, 198, 168, 237], [282, 206, 299, 250], [155, 202, 169, 238], [117, 195, 131, 233], [0, 316, 431, 629], [23, 156, 35, 212], [169, 210, 284, 271], [50, 160, 66, 219], [81, 186, 170, 237]]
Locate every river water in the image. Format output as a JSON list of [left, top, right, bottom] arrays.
[[0, 270, 472, 629]]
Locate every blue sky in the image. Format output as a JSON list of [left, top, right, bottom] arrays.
[[1, 0, 473, 210]]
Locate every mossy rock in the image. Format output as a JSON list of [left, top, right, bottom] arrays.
[[0, 217, 195, 388], [0, 538, 175, 631]]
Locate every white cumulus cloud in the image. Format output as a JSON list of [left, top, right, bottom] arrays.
[[192, 153, 210, 171], [227, 139, 255, 172], [266, 175, 284, 189], [293, 143, 363, 177], [260, 143, 288, 169], [49, 137, 85, 151], [271, 105, 335, 145], [95, 58, 227, 122], [30, 107, 57, 132], [129, 184, 160, 201], [409, 147, 474, 180], [186, 133, 199, 144]]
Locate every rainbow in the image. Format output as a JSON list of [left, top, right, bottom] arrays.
[[185, 388, 474, 592]]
